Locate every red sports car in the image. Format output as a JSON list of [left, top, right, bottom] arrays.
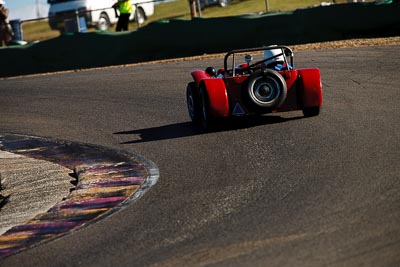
[[186, 45, 323, 130]]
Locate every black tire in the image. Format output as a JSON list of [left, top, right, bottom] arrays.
[[303, 106, 320, 117], [134, 7, 146, 25], [97, 13, 110, 31], [247, 69, 287, 110], [199, 0, 206, 10], [186, 82, 201, 124], [199, 87, 215, 131]]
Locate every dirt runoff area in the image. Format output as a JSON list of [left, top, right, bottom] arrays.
[[290, 36, 400, 51], [132, 36, 400, 65]]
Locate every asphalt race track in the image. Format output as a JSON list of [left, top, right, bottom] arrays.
[[0, 45, 399, 266]]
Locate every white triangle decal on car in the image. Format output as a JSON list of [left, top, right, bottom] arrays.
[[232, 102, 246, 116]]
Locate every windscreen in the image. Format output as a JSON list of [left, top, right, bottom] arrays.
[[225, 51, 265, 71]]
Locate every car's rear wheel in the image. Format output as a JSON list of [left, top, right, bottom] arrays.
[[247, 69, 287, 110], [97, 13, 110, 31], [186, 82, 200, 123], [303, 106, 320, 117]]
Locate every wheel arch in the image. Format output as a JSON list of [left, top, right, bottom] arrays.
[[138, 6, 147, 19], [133, 6, 147, 22], [191, 70, 211, 85], [199, 78, 229, 117], [298, 68, 323, 108], [97, 12, 111, 30]]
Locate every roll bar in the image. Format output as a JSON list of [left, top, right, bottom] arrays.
[[223, 45, 294, 75]]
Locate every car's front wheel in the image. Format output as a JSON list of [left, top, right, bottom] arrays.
[[199, 87, 215, 131], [186, 82, 200, 123]]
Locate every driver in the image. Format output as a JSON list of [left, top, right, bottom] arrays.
[[263, 49, 291, 71]]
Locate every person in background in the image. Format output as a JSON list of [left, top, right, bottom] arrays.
[[113, 0, 132, 32], [0, 0, 13, 46]]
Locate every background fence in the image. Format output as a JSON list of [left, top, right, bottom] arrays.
[[6, 0, 377, 43]]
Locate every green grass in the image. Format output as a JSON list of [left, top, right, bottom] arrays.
[[21, 0, 372, 42], [22, 20, 60, 42]]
